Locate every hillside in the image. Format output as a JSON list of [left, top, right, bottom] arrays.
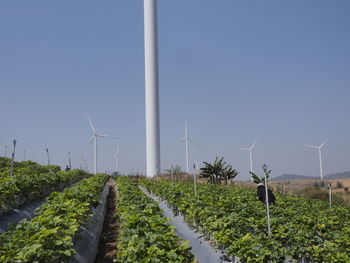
[[325, 171, 350, 179], [271, 174, 316, 181]]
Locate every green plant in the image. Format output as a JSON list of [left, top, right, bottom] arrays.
[[0, 174, 107, 262], [250, 164, 271, 185], [115, 177, 195, 263]]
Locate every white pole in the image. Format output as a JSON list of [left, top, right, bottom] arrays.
[[23, 150, 26, 161], [319, 148, 323, 180], [68, 151, 72, 169], [144, 0, 161, 177], [46, 148, 52, 173], [9, 140, 17, 177], [264, 174, 271, 236], [116, 145, 119, 173], [329, 183, 332, 209], [193, 164, 197, 197], [94, 136, 97, 174], [185, 123, 189, 174], [5, 145, 7, 158], [283, 183, 286, 194], [249, 150, 253, 181]]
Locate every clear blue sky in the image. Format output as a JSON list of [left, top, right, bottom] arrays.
[[1, 1, 349, 179]]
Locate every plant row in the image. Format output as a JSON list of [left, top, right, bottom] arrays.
[[0, 157, 60, 177], [0, 173, 108, 262], [0, 169, 90, 213], [115, 176, 195, 263], [140, 180, 350, 263]]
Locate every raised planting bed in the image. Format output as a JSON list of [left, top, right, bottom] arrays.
[[115, 176, 195, 263], [0, 174, 108, 262], [0, 169, 91, 216], [140, 179, 350, 263]]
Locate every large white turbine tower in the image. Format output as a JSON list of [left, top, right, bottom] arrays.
[[176, 121, 201, 174], [144, 0, 161, 177], [86, 115, 117, 174], [305, 139, 328, 179], [235, 140, 257, 177]]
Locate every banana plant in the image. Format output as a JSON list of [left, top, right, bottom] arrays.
[[250, 164, 271, 184]]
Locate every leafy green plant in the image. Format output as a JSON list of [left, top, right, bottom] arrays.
[[250, 164, 271, 184], [139, 179, 350, 262], [115, 177, 195, 263], [0, 174, 107, 262]]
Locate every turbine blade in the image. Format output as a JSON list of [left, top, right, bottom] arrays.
[[86, 115, 96, 134], [96, 134, 119, 139], [250, 140, 257, 151], [188, 137, 203, 147], [235, 147, 250, 151], [106, 155, 117, 161], [320, 138, 328, 148], [305, 144, 318, 149], [84, 136, 95, 151], [175, 137, 186, 144]]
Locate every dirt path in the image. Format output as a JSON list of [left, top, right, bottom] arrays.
[[94, 184, 119, 263]]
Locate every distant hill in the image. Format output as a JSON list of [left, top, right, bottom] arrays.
[[271, 174, 316, 181], [271, 171, 350, 181], [324, 171, 350, 179]]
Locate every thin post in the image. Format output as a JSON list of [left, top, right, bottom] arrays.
[[23, 150, 26, 161], [264, 174, 271, 236], [68, 152, 72, 169], [144, 0, 161, 177], [5, 145, 7, 158], [329, 183, 332, 209], [283, 183, 286, 194], [46, 148, 52, 173], [193, 164, 197, 197], [9, 139, 17, 177]]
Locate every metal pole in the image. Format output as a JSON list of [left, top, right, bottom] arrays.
[[68, 152, 72, 169], [193, 164, 197, 197], [283, 183, 286, 194], [5, 145, 7, 158], [144, 0, 161, 177], [249, 150, 253, 181], [264, 174, 271, 236], [329, 183, 332, 209], [46, 148, 52, 173], [94, 137, 97, 174], [23, 150, 26, 161], [9, 139, 17, 177]]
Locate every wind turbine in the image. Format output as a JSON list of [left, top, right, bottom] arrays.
[[305, 139, 328, 179], [106, 145, 127, 175], [235, 140, 257, 179], [175, 121, 202, 174], [85, 115, 117, 174]]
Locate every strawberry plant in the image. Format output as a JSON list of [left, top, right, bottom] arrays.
[[0, 174, 107, 262], [140, 179, 350, 262], [115, 177, 195, 263]]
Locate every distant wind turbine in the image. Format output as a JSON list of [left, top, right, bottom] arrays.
[[235, 140, 257, 179], [305, 139, 328, 179], [175, 121, 202, 174], [106, 145, 127, 174], [85, 115, 118, 174]]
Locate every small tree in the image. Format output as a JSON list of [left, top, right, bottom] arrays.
[[201, 157, 226, 184], [200, 157, 239, 184], [221, 164, 239, 185], [164, 165, 183, 182]]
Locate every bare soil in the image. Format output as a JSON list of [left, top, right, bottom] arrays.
[[94, 184, 119, 263]]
